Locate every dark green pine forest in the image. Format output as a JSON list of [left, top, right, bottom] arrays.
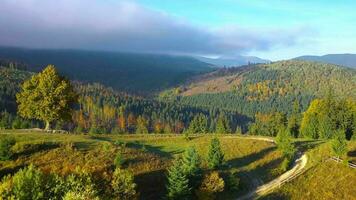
[[161, 60, 355, 118]]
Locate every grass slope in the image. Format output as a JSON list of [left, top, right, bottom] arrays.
[[0, 131, 283, 199], [260, 141, 356, 200]]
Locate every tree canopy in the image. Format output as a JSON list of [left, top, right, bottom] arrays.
[[16, 65, 77, 130]]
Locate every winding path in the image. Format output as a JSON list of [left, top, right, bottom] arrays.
[[223, 136, 308, 200]]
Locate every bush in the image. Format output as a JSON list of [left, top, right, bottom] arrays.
[[63, 188, 100, 200], [65, 169, 97, 194], [114, 152, 125, 168], [222, 171, 240, 191], [0, 136, 16, 161], [12, 164, 45, 200], [196, 171, 224, 200], [280, 157, 291, 172], [0, 175, 15, 199], [111, 168, 137, 200]]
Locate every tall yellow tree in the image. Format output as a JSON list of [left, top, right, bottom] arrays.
[[16, 65, 77, 130]]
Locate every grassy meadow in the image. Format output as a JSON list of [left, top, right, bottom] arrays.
[[260, 140, 356, 200], [0, 130, 284, 199]]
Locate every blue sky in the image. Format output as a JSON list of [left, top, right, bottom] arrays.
[[0, 0, 355, 60], [137, 0, 356, 60]]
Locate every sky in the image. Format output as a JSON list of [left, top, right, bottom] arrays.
[[0, 0, 355, 60]]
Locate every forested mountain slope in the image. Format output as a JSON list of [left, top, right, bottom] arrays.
[[159, 60, 356, 117], [0, 47, 214, 94], [295, 54, 356, 68], [0, 62, 247, 132]]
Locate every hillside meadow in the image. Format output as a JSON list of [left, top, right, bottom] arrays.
[[260, 140, 356, 200], [0, 130, 285, 199]]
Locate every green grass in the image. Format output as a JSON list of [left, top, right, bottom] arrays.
[[0, 130, 284, 199], [259, 140, 356, 200]]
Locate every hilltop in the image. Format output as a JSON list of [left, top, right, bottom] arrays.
[[159, 60, 356, 117], [295, 53, 356, 69]]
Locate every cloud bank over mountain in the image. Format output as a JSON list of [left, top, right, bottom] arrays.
[[0, 0, 311, 56]]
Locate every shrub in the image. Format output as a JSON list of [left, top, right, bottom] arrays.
[[196, 171, 224, 200], [222, 171, 240, 191], [280, 157, 291, 172], [111, 168, 137, 200], [43, 173, 67, 200], [114, 152, 125, 168], [12, 164, 45, 200], [65, 169, 97, 195], [0, 175, 15, 200], [207, 137, 224, 169], [63, 188, 100, 200], [0, 136, 16, 161]]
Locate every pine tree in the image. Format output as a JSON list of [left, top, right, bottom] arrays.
[[207, 137, 224, 169], [235, 125, 242, 135], [182, 147, 201, 187], [136, 116, 148, 134], [166, 158, 191, 200], [276, 127, 296, 160], [187, 114, 208, 134], [215, 114, 231, 134], [332, 130, 347, 159], [287, 100, 300, 137]]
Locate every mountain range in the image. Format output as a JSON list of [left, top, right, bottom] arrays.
[[196, 55, 270, 67], [294, 54, 356, 68], [0, 47, 214, 94]]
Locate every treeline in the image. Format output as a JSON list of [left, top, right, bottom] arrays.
[[71, 83, 249, 134], [248, 91, 356, 140], [167, 60, 356, 118]]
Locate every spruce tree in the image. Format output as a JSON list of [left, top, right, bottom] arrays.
[[182, 147, 201, 188], [276, 127, 296, 159], [287, 100, 300, 137], [166, 158, 191, 200], [136, 116, 149, 134], [187, 114, 208, 134], [332, 130, 347, 159], [215, 114, 231, 134], [207, 137, 224, 169]]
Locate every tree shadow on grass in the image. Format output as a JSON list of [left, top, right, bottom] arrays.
[[226, 146, 276, 169], [88, 135, 113, 143], [244, 157, 283, 183], [259, 192, 291, 200], [347, 150, 356, 158], [294, 140, 325, 153], [134, 169, 167, 200], [0, 164, 25, 179], [12, 142, 60, 159], [126, 141, 182, 158]]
